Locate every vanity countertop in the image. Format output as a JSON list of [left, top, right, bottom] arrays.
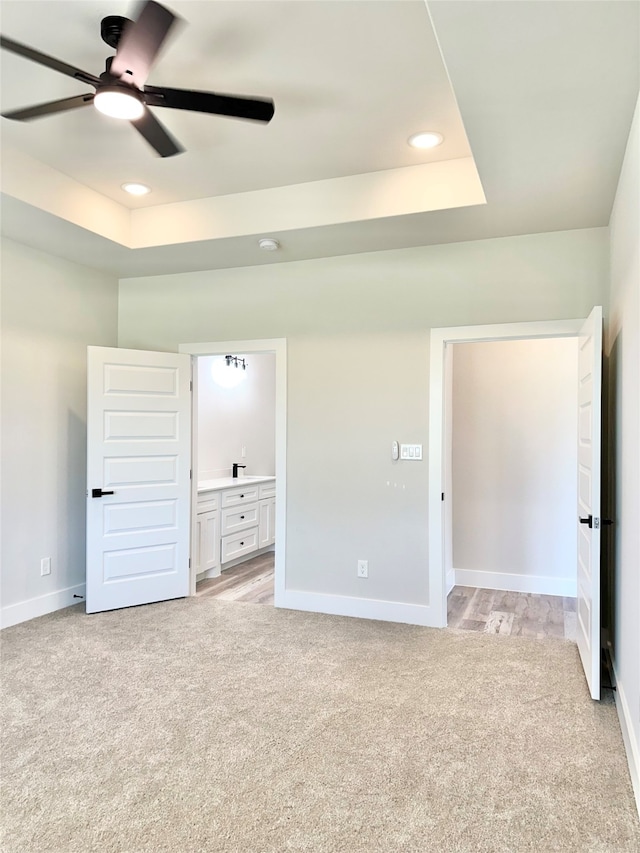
[[197, 475, 275, 494]]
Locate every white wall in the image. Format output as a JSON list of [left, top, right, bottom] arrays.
[[451, 338, 578, 596], [118, 228, 607, 617], [197, 353, 275, 480], [606, 93, 640, 811], [0, 238, 118, 626]]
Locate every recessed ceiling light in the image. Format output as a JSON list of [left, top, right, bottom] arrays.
[[121, 182, 151, 196], [258, 238, 280, 251], [408, 131, 444, 149]]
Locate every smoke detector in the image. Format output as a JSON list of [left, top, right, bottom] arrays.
[[258, 238, 280, 251]]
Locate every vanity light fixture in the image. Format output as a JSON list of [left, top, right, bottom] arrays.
[[121, 182, 151, 195], [258, 238, 280, 251], [408, 131, 444, 149], [225, 355, 248, 371], [211, 354, 248, 388]]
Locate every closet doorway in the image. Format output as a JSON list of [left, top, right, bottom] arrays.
[[445, 336, 578, 638], [428, 312, 603, 699]]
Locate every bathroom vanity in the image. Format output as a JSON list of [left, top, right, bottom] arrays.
[[194, 476, 276, 578]]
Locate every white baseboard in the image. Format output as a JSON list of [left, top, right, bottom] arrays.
[[279, 589, 441, 627], [1, 583, 86, 629], [446, 569, 456, 595], [453, 568, 576, 597], [612, 664, 640, 818]]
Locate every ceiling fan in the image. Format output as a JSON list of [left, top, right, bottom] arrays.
[[0, 0, 275, 157]]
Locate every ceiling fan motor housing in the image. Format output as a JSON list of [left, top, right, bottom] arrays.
[[100, 15, 132, 50]]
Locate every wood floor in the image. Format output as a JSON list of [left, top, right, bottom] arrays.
[[196, 553, 274, 604], [197, 558, 575, 641], [447, 585, 577, 640]]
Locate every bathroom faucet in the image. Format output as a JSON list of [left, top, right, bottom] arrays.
[[232, 463, 246, 478]]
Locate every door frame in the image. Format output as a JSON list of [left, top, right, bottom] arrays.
[[428, 319, 583, 627], [179, 338, 287, 605]]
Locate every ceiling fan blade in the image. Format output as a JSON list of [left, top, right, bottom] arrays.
[[0, 36, 100, 87], [111, 1, 178, 89], [2, 93, 95, 121], [143, 85, 275, 123], [131, 106, 183, 157]]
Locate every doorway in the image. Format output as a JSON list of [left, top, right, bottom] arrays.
[[428, 318, 584, 627], [194, 351, 276, 605], [428, 311, 603, 699], [445, 336, 579, 638], [179, 338, 287, 605]]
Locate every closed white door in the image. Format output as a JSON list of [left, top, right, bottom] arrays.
[[86, 346, 191, 614], [576, 307, 603, 700]]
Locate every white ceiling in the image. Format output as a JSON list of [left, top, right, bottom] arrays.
[[1, 0, 639, 276]]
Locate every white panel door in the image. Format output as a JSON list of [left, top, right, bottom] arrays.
[[576, 306, 603, 700], [86, 346, 191, 613]]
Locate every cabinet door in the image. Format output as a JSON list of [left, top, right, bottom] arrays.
[[258, 500, 270, 549], [194, 513, 204, 574], [259, 498, 276, 549], [268, 497, 276, 545], [203, 511, 220, 574]]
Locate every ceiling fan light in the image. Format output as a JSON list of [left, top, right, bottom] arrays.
[[94, 87, 145, 120]]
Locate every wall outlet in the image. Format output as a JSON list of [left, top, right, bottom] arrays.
[[357, 560, 368, 578], [40, 557, 51, 577]]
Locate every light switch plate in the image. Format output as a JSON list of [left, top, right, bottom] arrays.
[[400, 444, 423, 460]]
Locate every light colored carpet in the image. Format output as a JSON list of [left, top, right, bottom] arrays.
[[1, 597, 639, 853]]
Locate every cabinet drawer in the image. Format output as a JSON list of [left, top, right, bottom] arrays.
[[221, 528, 258, 563], [259, 481, 276, 500], [221, 485, 259, 508], [197, 492, 219, 513], [221, 502, 258, 535]]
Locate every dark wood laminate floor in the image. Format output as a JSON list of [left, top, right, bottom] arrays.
[[447, 585, 577, 639], [196, 552, 274, 604]]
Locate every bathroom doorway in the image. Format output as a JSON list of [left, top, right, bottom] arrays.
[[179, 338, 287, 606]]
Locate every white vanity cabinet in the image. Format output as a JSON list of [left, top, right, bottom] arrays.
[[195, 493, 220, 576], [196, 477, 275, 575], [220, 484, 260, 564]]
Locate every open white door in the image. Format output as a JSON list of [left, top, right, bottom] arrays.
[[576, 306, 603, 700], [86, 346, 191, 614]]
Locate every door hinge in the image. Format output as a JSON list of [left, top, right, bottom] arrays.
[[441, 493, 445, 501], [190, 469, 192, 480], [190, 380, 193, 391], [188, 558, 191, 568]]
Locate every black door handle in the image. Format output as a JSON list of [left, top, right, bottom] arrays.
[[579, 515, 593, 528], [92, 488, 115, 498]]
